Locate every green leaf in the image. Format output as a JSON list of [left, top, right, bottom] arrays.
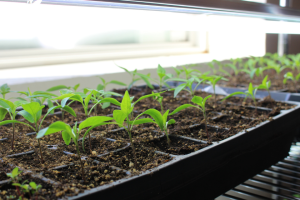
[[118, 65, 131, 74], [0, 107, 8, 121], [62, 130, 71, 145], [54, 94, 83, 104], [137, 73, 154, 89], [129, 118, 155, 126], [113, 110, 127, 127], [47, 85, 70, 92], [174, 83, 186, 98], [47, 100, 54, 114], [36, 121, 72, 139], [18, 110, 34, 123], [262, 75, 268, 85], [62, 106, 76, 117], [108, 80, 127, 86], [101, 102, 110, 109], [0, 120, 35, 132], [167, 119, 176, 125], [191, 96, 203, 105], [0, 84, 10, 93], [121, 91, 131, 115], [157, 64, 166, 79], [21, 102, 44, 124], [99, 98, 121, 106], [221, 91, 247, 101], [169, 104, 198, 115], [248, 83, 253, 94], [73, 84, 80, 92], [134, 92, 162, 105], [0, 98, 15, 113], [202, 95, 212, 107], [97, 84, 104, 91], [142, 109, 164, 131], [29, 182, 37, 189], [162, 110, 169, 127], [84, 92, 93, 109], [79, 116, 113, 131]]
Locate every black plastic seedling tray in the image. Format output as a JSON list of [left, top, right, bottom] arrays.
[[50, 100, 299, 200], [2, 84, 300, 200]]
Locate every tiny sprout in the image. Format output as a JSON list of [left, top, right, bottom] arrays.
[[37, 116, 112, 181], [206, 75, 226, 108], [154, 64, 173, 91], [257, 75, 272, 99], [135, 109, 175, 147], [225, 63, 241, 77], [222, 83, 259, 113], [283, 72, 300, 93], [0, 83, 10, 99], [152, 92, 164, 113], [266, 63, 287, 78], [170, 95, 212, 142], [97, 77, 126, 91], [117, 65, 154, 93], [7, 167, 22, 182], [104, 91, 163, 169]]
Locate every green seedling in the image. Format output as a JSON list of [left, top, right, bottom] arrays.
[[171, 74, 210, 98], [230, 58, 243, 69], [29, 181, 42, 199], [85, 88, 122, 116], [0, 99, 29, 149], [288, 54, 300, 72], [0, 83, 11, 99], [7, 167, 22, 198], [172, 67, 183, 79], [266, 64, 287, 78], [283, 72, 300, 93], [257, 75, 272, 99], [222, 83, 259, 112], [170, 95, 212, 141], [208, 62, 217, 75], [225, 63, 242, 77], [117, 65, 154, 92], [152, 64, 173, 91], [152, 92, 164, 113], [206, 75, 226, 107], [181, 66, 200, 80], [95, 91, 162, 168], [47, 84, 80, 92], [17, 88, 57, 113], [0, 102, 76, 163], [37, 116, 113, 181], [97, 77, 126, 91], [53, 90, 121, 149], [134, 109, 175, 147]]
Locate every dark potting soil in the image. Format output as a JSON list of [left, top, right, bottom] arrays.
[[40, 160, 128, 198], [143, 135, 210, 155], [62, 135, 128, 157], [97, 143, 172, 173], [4, 146, 72, 171], [171, 124, 237, 142]]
